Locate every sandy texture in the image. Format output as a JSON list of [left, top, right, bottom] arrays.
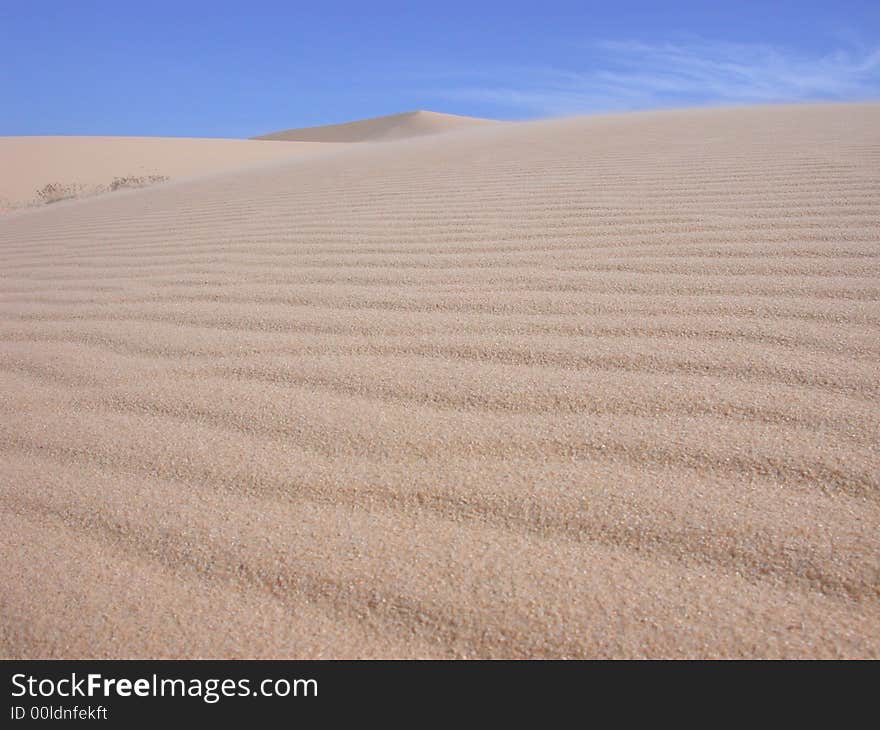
[[0, 136, 335, 210], [253, 110, 497, 142], [0, 103, 878, 659]]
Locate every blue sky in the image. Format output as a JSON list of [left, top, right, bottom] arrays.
[[2, 1, 879, 137]]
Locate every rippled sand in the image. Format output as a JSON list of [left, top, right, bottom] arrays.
[[1, 103, 878, 658]]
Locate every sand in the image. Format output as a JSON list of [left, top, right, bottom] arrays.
[[253, 110, 498, 142], [0, 136, 336, 210], [0, 103, 878, 659]]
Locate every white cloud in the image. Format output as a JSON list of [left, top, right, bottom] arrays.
[[430, 39, 880, 117]]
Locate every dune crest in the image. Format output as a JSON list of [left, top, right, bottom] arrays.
[[252, 110, 498, 142], [0, 103, 878, 659]]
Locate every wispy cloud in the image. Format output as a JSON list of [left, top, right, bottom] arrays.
[[428, 39, 880, 117]]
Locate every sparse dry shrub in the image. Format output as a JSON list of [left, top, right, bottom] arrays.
[[109, 175, 169, 191], [35, 182, 84, 204], [33, 175, 169, 206]]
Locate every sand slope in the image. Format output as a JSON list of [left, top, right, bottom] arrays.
[[253, 110, 497, 142], [0, 103, 878, 658], [0, 136, 336, 210]]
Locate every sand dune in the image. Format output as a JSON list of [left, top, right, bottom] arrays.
[[1, 103, 878, 659], [0, 136, 337, 210], [253, 110, 497, 142]]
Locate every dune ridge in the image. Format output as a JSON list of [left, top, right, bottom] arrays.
[[0, 103, 878, 658], [252, 109, 497, 142]]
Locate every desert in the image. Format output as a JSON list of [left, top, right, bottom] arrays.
[[0, 136, 336, 211], [0, 102, 878, 658]]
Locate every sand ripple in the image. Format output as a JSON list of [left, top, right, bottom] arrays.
[[1, 103, 878, 658]]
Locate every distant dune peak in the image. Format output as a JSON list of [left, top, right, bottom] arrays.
[[252, 109, 498, 143]]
